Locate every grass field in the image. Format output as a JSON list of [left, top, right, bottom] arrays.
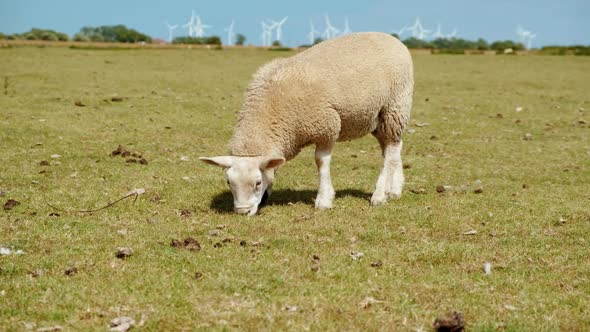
[[1, 46, 589, 331]]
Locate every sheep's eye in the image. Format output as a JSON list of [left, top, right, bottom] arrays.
[[226, 179, 230, 185], [255, 180, 262, 187]]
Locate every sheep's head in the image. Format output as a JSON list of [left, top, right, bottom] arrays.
[[199, 156, 285, 216]]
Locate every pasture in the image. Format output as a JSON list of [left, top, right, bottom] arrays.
[[0, 46, 589, 331]]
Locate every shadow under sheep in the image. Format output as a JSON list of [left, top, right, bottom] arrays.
[[209, 188, 371, 214]]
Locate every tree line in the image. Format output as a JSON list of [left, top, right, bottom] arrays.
[[1, 26, 589, 55]]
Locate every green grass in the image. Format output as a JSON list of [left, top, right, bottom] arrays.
[[1, 47, 589, 331]]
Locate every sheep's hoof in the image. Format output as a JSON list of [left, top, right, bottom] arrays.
[[315, 197, 333, 210], [370, 194, 388, 206]]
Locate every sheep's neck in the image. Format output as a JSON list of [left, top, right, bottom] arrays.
[[230, 118, 286, 158]]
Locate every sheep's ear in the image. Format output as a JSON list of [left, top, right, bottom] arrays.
[[199, 156, 234, 168], [260, 157, 285, 170]]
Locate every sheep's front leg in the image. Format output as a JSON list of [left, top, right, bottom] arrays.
[[371, 140, 404, 206], [315, 145, 335, 210]]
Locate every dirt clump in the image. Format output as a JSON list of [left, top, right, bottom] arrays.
[[111, 145, 147, 165], [64, 267, 78, 276], [433, 311, 465, 332], [370, 260, 383, 268], [116, 247, 133, 259], [3, 199, 20, 211], [171, 237, 201, 252], [179, 209, 192, 217]]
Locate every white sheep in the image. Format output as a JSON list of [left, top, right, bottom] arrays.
[[201, 32, 413, 215]]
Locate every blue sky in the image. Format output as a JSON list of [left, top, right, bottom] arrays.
[[0, 0, 588, 47]]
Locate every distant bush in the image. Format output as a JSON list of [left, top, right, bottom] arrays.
[[402, 37, 433, 49], [397, 35, 530, 52], [269, 47, 292, 52], [540, 45, 590, 56], [235, 33, 246, 46], [73, 25, 151, 43], [490, 40, 525, 52], [5, 28, 69, 41], [172, 36, 222, 45], [432, 48, 466, 55]]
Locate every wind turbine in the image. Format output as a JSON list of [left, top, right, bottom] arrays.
[[516, 25, 536, 49], [308, 20, 320, 45], [526, 33, 536, 49], [433, 23, 444, 39], [269, 17, 288, 42], [183, 10, 196, 37], [323, 16, 340, 39], [408, 17, 430, 40], [342, 17, 352, 35], [194, 16, 211, 38], [224, 20, 235, 45], [446, 28, 458, 39], [396, 25, 410, 37], [164, 21, 178, 42], [261, 21, 276, 46]]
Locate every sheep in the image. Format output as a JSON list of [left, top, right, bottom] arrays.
[[200, 32, 413, 216]]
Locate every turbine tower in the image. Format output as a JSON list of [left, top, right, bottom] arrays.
[[323, 16, 340, 39], [342, 17, 352, 35], [308, 20, 320, 45], [516, 25, 536, 49], [261, 21, 276, 46], [224, 20, 235, 45], [446, 28, 458, 39], [269, 17, 288, 42], [183, 10, 196, 37], [194, 16, 211, 38], [527, 33, 536, 49], [433, 23, 444, 39], [164, 21, 178, 42]]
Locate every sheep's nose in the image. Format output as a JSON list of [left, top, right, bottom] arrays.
[[234, 207, 251, 215]]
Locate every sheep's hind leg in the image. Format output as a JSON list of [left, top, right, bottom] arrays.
[[371, 139, 404, 206], [315, 144, 335, 210], [385, 140, 404, 199]]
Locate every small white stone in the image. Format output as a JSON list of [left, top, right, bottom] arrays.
[[350, 251, 364, 260], [109, 316, 135, 332], [50, 154, 61, 159], [126, 188, 145, 196], [180, 156, 190, 161], [504, 304, 517, 311], [483, 262, 492, 275], [282, 304, 298, 312], [515, 106, 523, 112]]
